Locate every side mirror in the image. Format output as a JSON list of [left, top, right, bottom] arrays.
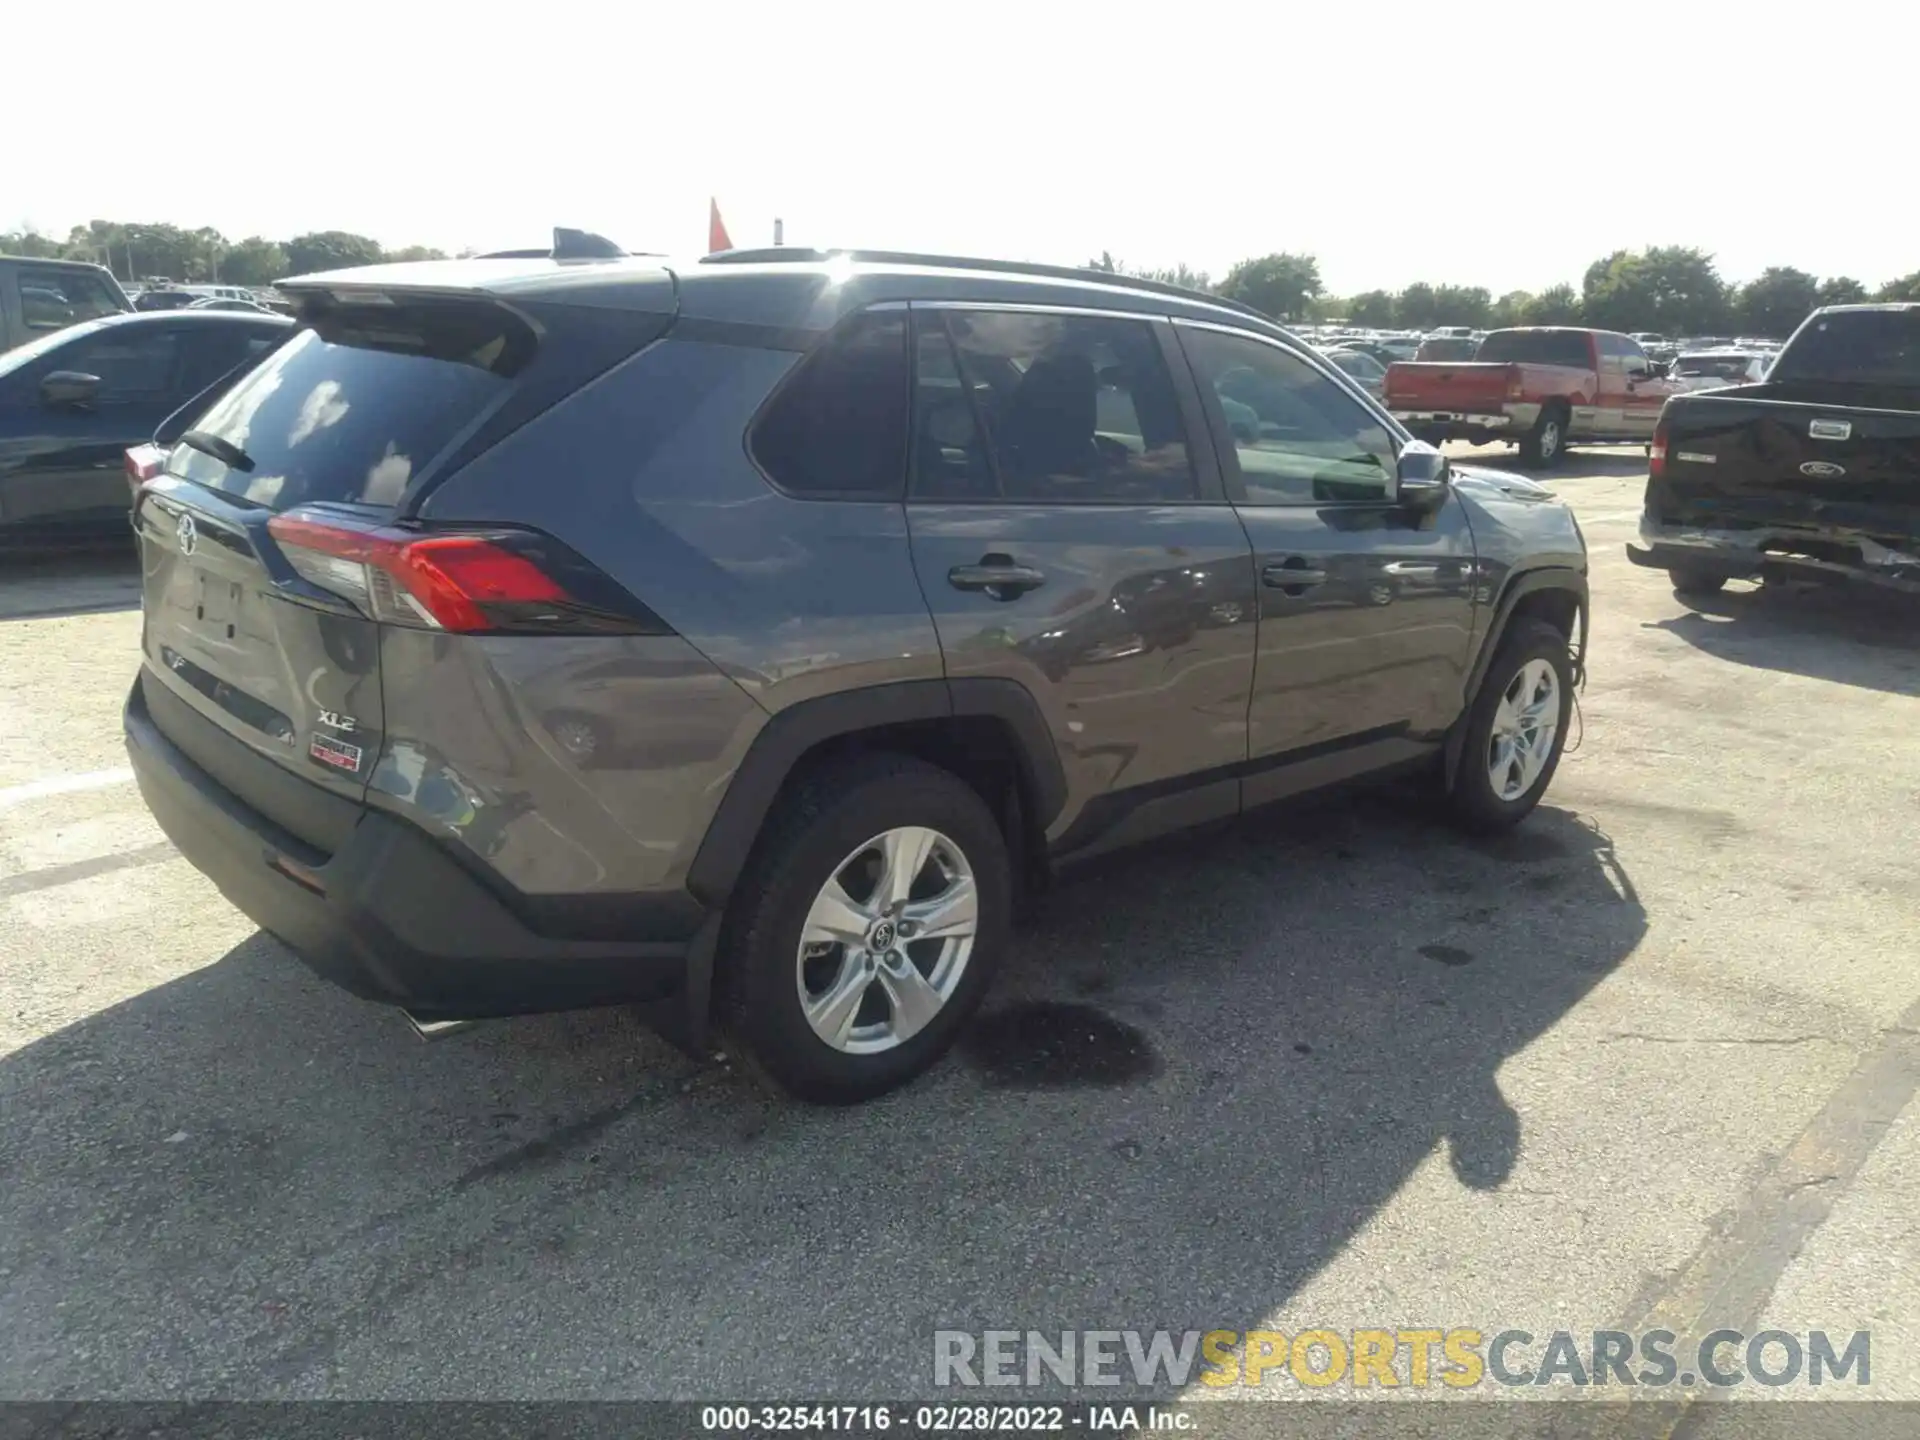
[[41, 371, 102, 408], [1396, 440, 1451, 511], [1651, 360, 1671, 379]]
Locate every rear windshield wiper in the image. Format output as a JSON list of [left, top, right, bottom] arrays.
[[177, 429, 256, 473]]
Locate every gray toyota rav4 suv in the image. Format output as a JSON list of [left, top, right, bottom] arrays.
[[125, 235, 1589, 1102]]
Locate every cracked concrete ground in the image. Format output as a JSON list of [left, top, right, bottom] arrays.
[[1, 448, 1916, 1410]]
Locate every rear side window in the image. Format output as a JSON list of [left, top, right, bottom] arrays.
[[165, 298, 533, 511], [751, 312, 910, 497], [1476, 330, 1593, 366], [1773, 310, 1920, 386], [17, 267, 125, 331]]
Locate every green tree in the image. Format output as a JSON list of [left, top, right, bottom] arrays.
[[1430, 285, 1492, 327], [1395, 282, 1438, 328], [1877, 271, 1920, 302], [385, 245, 450, 264], [1217, 252, 1322, 321], [285, 230, 385, 276], [1490, 290, 1533, 327], [1816, 276, 1868, 307], [1735, 266, 1819, 338], [1130, 263, 1213, 293], [1, 228, 65, 259], [1347, 290, 1395, 326], [1582, 247, 1729, 334], [222, 236, 290, 286], [1519, 284, 1582, 326]]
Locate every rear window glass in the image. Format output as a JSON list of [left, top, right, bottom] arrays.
[[1415, 338, 1478, 361], [1475, 330, 1592, 366], [164, 298, 533, 510], [1772, 310, 1920, 387]]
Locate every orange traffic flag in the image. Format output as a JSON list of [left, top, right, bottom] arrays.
[[708, 199, 733, 255]]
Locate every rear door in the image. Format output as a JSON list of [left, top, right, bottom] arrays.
[[1174, 320, 1477, 801], [903, 304, 1258, 855], [135, 295, 545, 809]]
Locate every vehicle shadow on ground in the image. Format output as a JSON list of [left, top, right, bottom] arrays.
[[1650, 580, 1920, 697], [0, 795, 1644, 1399], [0, 541, 140, 622]]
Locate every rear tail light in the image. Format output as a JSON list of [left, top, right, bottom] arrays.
[[1505, 371, 1525, 401], [265, 515, 668, 636], [1649, 418, 1668, 480], [125, 444, 167, 501]]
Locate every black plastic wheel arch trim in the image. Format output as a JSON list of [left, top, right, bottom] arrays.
[[683, 677, 1066, 908], [1445, 565, 1588, 789]]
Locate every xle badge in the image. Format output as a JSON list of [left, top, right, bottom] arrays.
[[310, 734, 364, 773]]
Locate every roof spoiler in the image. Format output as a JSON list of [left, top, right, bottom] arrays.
[[475, 227, 629, 262]]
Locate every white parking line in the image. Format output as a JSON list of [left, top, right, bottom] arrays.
[[0, 768, 135, 812]]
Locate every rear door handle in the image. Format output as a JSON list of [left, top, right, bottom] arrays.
[[948, 558, 1046, 599], [1262, 560, 1328, 590]]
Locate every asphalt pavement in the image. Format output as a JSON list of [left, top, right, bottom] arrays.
[[2, 447, 1916, 1410]]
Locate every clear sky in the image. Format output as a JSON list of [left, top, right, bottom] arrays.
[[11, 0, 1915, 295]]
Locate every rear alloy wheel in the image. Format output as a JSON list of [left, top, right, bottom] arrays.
[[723, 754, 1010, 1103], [1519, 408, 1567, 468], [1669, 566, 1728, 598], [1446, 619, 1574, 833], [796, 827, 979, 1056]]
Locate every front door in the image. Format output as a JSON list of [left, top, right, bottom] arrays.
[[903, 305, 1258, 857], [1171, 321, 1478, 806], [0, 321, 272, 533], [1618, 335, 1676, 437]]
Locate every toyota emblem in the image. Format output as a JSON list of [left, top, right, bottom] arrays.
[[175, 512, 198, 557]]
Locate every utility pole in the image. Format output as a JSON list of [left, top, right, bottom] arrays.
[[773, 218, 784, 247]]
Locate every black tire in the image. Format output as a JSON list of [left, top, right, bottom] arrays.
[[1669, 567, 1727, 597], [720, 752, 1011, 1104], [1447, 619, 1575, 834], [1517, 405, 1568, 469]]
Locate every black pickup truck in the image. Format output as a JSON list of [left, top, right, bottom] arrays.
[[1629, 303, 1920, 596]]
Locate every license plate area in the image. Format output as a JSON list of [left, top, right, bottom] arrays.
[[196, 571, 243, 637]]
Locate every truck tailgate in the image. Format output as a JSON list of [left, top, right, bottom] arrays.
[[1385, 361, 1510, 410], [1654, 388, 1920, 540]]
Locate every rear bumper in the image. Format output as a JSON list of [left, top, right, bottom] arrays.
[[124, 679, 701, 1020], [1391, 404, 1538, 440], [1627, 517, 1920, 593]]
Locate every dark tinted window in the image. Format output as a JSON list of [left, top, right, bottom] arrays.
[[1773, 310, 1920, 386], [1415, 337, 1478, 361], [751, 312, 910, 498], [910, 317, 996, 500], [175, 323, 281, 393], [17, 267, 125, 331], [1476, 330, 1593, 366], [165, 298, 533, 511], [1182, 327, 1396, 506], [49, 326, 181, 403], [918, 309, 1194, 503]]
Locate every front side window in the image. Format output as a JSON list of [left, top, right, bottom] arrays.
[[914, 309, 1195, 503], [751, 311, 910, 498], [47, 327, 182, 403], [18, 267, 125, 331], [1180, 327, 1396, 506]]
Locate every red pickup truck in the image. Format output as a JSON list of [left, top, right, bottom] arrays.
[[1385, 326, 1680, 467]]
